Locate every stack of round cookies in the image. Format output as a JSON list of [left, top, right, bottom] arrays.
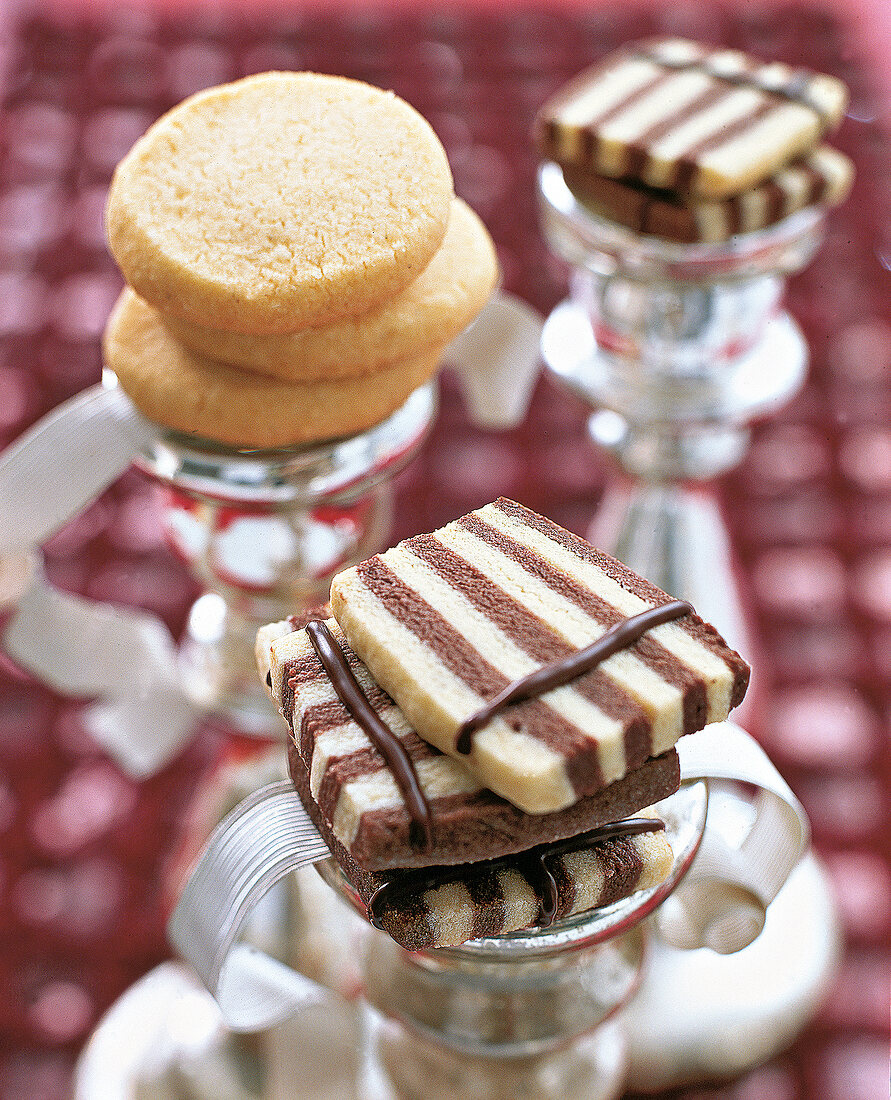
[[103, 71, 498, 449]]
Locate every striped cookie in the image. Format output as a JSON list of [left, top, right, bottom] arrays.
[[258, 617, 680, 870], [288, 743, 673, 951], [560, 143, 854, 243], [330, 499, 749, 814], [535, 38, 848, 199]]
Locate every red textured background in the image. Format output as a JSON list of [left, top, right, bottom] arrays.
[[0, 3, 888, 1097]]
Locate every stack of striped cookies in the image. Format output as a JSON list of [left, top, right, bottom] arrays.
[[535, 37, 853, 244], [257, 500, 750, 950], [102, 72, 498, 449]]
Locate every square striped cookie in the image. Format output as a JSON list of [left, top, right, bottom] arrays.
[[559, 144, 853, 244], [534, 37, 848, 199], [330, 498, 749, 815]]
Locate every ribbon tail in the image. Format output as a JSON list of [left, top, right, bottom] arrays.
[[2, 554, 201, 777], [0, 382, 156, 556]]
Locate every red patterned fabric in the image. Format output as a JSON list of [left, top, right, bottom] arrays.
[[0, 5, 888, 1097]]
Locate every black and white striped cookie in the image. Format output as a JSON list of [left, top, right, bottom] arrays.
[[559, 143, 853, 243], [287, 740, 674, 951], [535, 37, 848, 199], [330, 499, 749, 815]]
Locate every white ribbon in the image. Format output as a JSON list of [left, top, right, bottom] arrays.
[[0, 377, 199, 776], [1, 552, 202, 778], [446, 292, 543, 429], [0, 380, 157, 557], [0, 291, 543, 776], [167, 780, 330, 1030], [168, 723, 810, 1032], [667, 722, 810, 954]]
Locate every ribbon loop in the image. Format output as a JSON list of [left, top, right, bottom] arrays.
[[0, 381, 156, 557], [168, 780, 330, 1031], [667, 721, 810, 953]]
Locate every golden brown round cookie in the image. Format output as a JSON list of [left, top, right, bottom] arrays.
[[103, 290, 444, 449], [162, 199, 498, 381], [106, 71, 454, 335]]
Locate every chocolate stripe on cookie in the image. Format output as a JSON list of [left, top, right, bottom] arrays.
[[406, 531, 654, 766], [454, 599, 693, 754], [455, 513, 708, 743], [355, 556, 607, 795], [589, 837, 645, 907], [467, 872, 507, 940], [306, 619, 434, 850], [488, 498, 749, 709], [578, 69, 673, 161]]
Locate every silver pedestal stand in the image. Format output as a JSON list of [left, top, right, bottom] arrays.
[[538, 161, 823, 659], [537, 162, 840, 1089], [74, 381, 438, 1100], [133, 381, 436, 736], [78, 781, 709, 1100]]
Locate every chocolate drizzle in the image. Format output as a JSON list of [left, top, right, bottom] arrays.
[[367, 816, 664, 933], [304, 620, 433, 851], [455, 599, 693, 754]]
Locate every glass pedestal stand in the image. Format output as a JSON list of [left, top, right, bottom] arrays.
[[537, 161, 824, 655], [131, 380, 436, 736], [336, 781, 706, 1100], [536, 164, 840, 1089]]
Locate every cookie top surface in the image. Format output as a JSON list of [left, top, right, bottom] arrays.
[[103, 289, 443, 448], [535, 38, 848, 199], [164, 198, 499, 380], [330, 498, 749, 814], [106, 71, 454, 334]]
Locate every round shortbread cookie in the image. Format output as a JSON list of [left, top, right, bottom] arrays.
[[162, 199, 498, 381], [106, 71, 454, 335], [103, 290, 444, 449]]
